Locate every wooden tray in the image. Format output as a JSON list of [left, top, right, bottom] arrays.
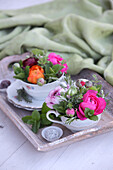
[[0, 54, 113, 151]]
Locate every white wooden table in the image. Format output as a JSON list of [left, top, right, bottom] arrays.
[[0, 1, 113, 170]]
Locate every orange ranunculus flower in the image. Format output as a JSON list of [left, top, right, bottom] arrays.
[[27, 65, 44, 84], [30, 65, 44, 74]]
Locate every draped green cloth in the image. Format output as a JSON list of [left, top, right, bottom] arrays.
[[0, 0, 113, 85]]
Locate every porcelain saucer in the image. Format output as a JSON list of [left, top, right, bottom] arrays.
[[7, 80, 44, 111]]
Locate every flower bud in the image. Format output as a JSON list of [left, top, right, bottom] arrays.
[[66, 108, 75, 117], [13, 63, 20, 68], [67, 86, 77, 96], [85, 81, 93, 88], [76, 79, 85, 87], [37, 78, 45, 86], [66, 95, 70, 99], [39, 56, 43, 58]]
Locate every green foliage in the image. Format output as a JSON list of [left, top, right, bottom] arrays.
[[40, 114, 53, 126], [22, 116, 32, 123], [13, 65, 30, 81], [24, 66, 30, 81], [44, 64, 64, 83], [32, 121, 40, 134], [22, 104, 53, 134], [32, 49, 44, 56], [13, 73, 25, 81], [89, 86, 98, 91], [16, 88, 32, 103], [53, 101, 67, 114], [22, 110, 41, 134], [13, 67, 24, 75], [19, 60, 23, 67], [41, 102, 54, 126], [52, 64, 63, 73], [65, 117, 76, 124], [96, 84, 102, 93], [32, 110, 40, 121], [84, 108, 98, 121], [41, 102, 51, 114], [89, 115, 98, 121], [44, 63, 51, 74]]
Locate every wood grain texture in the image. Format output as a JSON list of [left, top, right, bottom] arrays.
[[0, 54, 113, 151]]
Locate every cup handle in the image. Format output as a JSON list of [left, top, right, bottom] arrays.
[[46, 110, 63, 125]]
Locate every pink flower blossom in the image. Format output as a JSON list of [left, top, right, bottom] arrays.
[[77, 90, 106, 120], [66, 108, 75, 117], [45, 86, 62, 109], [60, 63, 68, 73], [48, 53, 63, 65], [48, 53, 68, 73]]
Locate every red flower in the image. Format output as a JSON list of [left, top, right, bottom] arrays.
[[80, 81, 85, 86], [23, 57, 38, 68]]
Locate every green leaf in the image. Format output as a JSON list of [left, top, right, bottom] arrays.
[[84, 108, 94, 118], [88, 110, 94, 116], [92, 74, 98, 80], [32, 110, 40, 121], [89, 115, 98, 121], [53, 101, 67, 114], [13, 67, 24, 75], [13, 73, 25, 80], [16, 88, 32, 103], [67, 103, 73, 109], [27, 119, 35, 125], [45, 63, 53, 74], [22, 116, 32, 123], [96, 84, 102, 93], [32, 121, 40, 134], [32, 49, 44, 56], [19, 60, 23, 67], [52, 64, 64, 73], [25, 66, 30, 80], [40, 114, 53, 126], [41, 102, 51, 114], [60, 60, 65, 65], [49, 67, 55, 73], [53, 104, 64, 114], [89, 86, 98, 91]]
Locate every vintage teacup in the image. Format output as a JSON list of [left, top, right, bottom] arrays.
[[17, 74, 65, 100], [46, 110, 101, 132]]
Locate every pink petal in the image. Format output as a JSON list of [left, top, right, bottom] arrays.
[[83, 90, 98, 102], [80, 102, 96, 111], [77, 111, 87, 120], [94, 97, 106, 115]]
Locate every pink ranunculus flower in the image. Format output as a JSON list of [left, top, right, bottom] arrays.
[[66, 108, 75, 117], [60, 63, 68, 73], [45, 86, 63, 109], [48, 53, 63, 65], [77, 90, 106, 120]]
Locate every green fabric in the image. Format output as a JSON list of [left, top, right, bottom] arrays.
[[0, 0, 113, 85]]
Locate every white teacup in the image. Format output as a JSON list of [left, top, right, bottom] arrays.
[[46, 110, 101, 132], [17, 74, 65, 100]]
